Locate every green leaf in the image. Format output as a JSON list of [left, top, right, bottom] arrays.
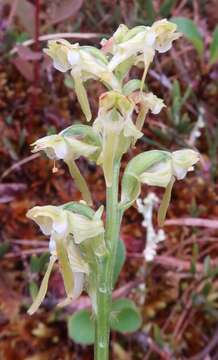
[[202, 282, 211, 297], [0, 242, 10, 259], [29, 281, 39, 300], [111, 298, 136, 312], [144, 0, 156, 23], [171, 17, 204, 55], [113, 239, 126, 286], [30, 252, 50, 273], [190, 258, 196, 274], [68, 310, 95, 345], [203, 255, 211, 276], [153, 324, 164, 348], [160, 0, 177, 17], [210, 26, 218, 65], [110, 298, 142, 333], [192, 243, 199, 258]]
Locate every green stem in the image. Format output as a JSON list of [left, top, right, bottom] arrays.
[[66, 159, 93, 206], [94, 161, 121, 360]]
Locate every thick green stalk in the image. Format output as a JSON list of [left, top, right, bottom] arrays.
[[94, 161, 120, 360]]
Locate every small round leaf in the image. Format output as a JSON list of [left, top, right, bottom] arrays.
[[67, 310, 95, 345], [110, 298, 142, 334]]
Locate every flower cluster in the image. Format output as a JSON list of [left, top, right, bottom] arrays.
[[102, 19, 181, 83], [27, 19, 199, 317]]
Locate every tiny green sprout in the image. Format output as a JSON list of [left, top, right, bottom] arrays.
[[26, 19, 199, 360]]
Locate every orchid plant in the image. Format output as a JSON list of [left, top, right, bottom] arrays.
[[27, 19, 199, 360]]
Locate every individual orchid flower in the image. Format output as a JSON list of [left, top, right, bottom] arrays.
[[44, 40, 121, 121], [93, 91, 142, 187], [151, 19, 181, 53], [121, 149, 199, 225], [104, 20, 181, 86], [26, 205, 104, 314], [31, 133, 100, 205], [130, 91, 165, 145]]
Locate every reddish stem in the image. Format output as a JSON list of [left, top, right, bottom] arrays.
[[34, 0, 40, 84]]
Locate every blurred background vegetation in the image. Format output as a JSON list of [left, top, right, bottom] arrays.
[[0, 0, 218, 359]]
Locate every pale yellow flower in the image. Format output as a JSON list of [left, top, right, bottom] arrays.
[[32, 134, 98, 162], [93, 91, 142, 186], [27, 205, 104, 314], [104, 20, 181, 84], [44, 39, 121, 121], [31, 133, 99, 205], [139, 149, 200, 187], [130, 92, 165, 142], [121, 149, 199, 225]]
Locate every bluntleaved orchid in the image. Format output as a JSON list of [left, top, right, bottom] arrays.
[[26, 20, 199, 360]]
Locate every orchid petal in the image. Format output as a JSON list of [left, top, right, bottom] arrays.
[[58, 272, 84, 307], [28, 255, 57, 315], [55, 237, 74, 298]]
